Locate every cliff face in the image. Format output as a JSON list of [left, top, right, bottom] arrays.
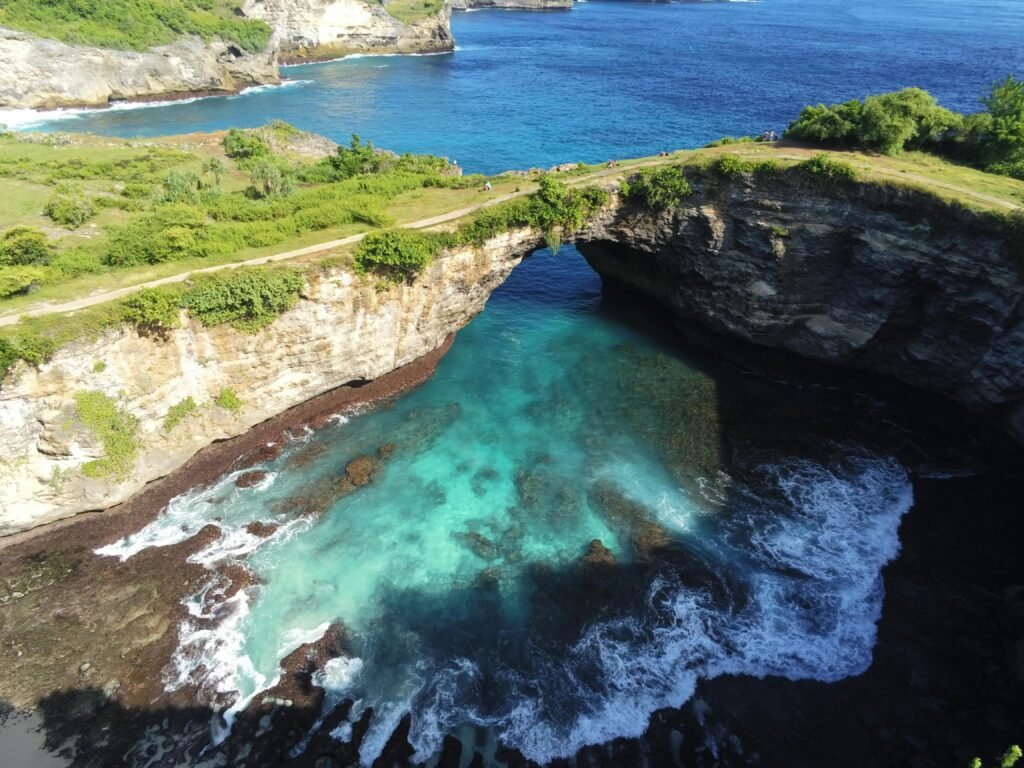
[[0, 0, 453, 110], [0, 27, 280, 110], [240, 0, 453, 62], [0, 230, 536, 535], [1, 171, 1020, 536], [579, 174, 1024, 441]]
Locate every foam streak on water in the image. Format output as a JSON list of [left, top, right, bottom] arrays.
[[96, 248, 913, 764]]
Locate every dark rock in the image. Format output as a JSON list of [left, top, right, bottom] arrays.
[[582, 538, 616, 568], [235, 470, 268, 488], [345, 455, 381, 486], [245, 520, 279, 538]]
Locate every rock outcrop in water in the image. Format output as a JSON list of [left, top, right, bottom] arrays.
[[0, 230, 537, 535], [241, 0, 454, 63], [580, 171, 1024, 443], [0, 27, 280, 109]]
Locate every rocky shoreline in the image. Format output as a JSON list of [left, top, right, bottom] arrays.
[[1, 321, 1022, 768]]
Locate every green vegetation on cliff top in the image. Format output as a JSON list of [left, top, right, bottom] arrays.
[[0, 0, 272, 52], [382, 0, 446, 24], [1, 97, 1024, 382]]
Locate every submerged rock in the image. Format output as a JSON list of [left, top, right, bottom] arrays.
[[582, 538, 616, 568], [245, 520, 280, 538], [346, 455, 381, 486], [235, 470, 268, 489]]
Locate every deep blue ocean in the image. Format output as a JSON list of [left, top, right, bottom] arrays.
[[14, 1, 1023, 765], [17, 0, 1024, 173]]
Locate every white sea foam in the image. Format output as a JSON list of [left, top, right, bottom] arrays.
[[354, 453, 912, 765], [0, 80, 312, 131]]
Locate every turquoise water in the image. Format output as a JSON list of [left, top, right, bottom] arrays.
[[68, 0, 1021, 758], [101, 249, 913, 764], [13, 0, 1024, 174]]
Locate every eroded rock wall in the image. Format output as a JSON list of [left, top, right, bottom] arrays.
[[0, 28, 280, 109], [240, 0, 454, 62], [580, 174, 1024, 441], [0, 230, 537, 535]]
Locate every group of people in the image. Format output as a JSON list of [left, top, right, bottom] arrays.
[[759, 130, 780, 142]]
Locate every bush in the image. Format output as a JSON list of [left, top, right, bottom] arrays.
[[797, 153, 858, 183], [711, 154, 780, 180], [49, 248, 105, 278], [120, 287, 182, 334], [354, 230, 435, 279], [163, 396, 197, 432], [223, 129, 270, 161], [183, 267, 305, 332], [786, 88, 960, 155], [44, 193, 95, 228], [74, 390, 139, 479], [987, 158, 1024, 181], [159, 170, 202, 204], [620, 166, 693, 208], [247, 161, 294, 199], [215, 387, 243, 413], [0, 265, 49, 297], [105, 205, 211, 266], [0, 227, 52, 266]]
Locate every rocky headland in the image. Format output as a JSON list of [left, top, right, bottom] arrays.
[[2, 165, 1022, 536], [242, 0, 454, 64], [0, 27, 280, 110], [0, 0, 454, 110]]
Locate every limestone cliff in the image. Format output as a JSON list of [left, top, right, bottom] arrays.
[[2, 169, 1021, 536], [0, 230, 536, 535], [579, 172, 1024, 442], [0, 27, 280, 110], [0, 0, 453, 110], [240, 0, 453, 62]]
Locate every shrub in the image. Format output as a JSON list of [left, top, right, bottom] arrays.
[[159, 170, 202, 204], [797, 153, 858, 183], [0, 266, 49, 298], [354, 230, 435, 279], [247, 161, 294, 199], [49, 248, 105, 278], [215, 387, 243, 413], [120, 287, 183, 334], [121, 183, 152, 200], [44, 193, 95, 228], [620, 166, 693, 208], [105, 205, 211, 266], [969, 744, 1022, 768], [786, 87, 962, 155], [0, 227, 52, 266], [74, 390, 139, 479], [986, 158, 1024, 181], [223, 129, 270, 160], [163, 396, 197, 432], [982, 75, 1024, 161], [711, 155, 780, 181], [183, 267, 305, 332]]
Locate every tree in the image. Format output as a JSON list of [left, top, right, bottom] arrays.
[[983, 75, 1024, 159], [247, 161, 293, 199]]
